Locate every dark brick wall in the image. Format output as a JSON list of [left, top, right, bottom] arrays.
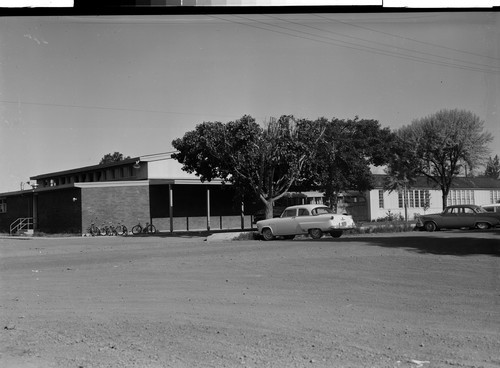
[[81, 184, 150, 232], [37, 188, 82, 234], [0, 193, 33, 233], [150, 184, 261, 218]]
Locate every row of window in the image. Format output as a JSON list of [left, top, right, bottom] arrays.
[[399, 190, 431, 208], [39, 166, 137, 188], [377, 189, 487, 209], [447, 190, 475, 206], [491, 190, 500, 204], [378, 189, 431, 209]]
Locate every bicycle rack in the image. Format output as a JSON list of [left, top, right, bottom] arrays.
[[10, 217, 34, 236]]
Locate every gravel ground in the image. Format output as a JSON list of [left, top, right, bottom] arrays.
[[1, 230, 499, 368]]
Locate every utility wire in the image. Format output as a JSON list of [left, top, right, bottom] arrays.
[[0, 99, 262, 120], [313, 13, 500, 62], [264, 13, 500, 72], [222, 14, 499, 74]]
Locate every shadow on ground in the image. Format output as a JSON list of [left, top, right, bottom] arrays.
[[315, 229, 500, 256]]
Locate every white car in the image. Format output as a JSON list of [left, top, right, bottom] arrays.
[[482, 203, 500, 213], [256, 204, 355, 240]]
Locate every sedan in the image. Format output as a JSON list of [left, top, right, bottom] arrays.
[[256, 204, 356, 240], [415, 204, 500, 232]]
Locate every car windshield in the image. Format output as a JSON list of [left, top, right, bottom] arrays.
[[475, 207, 487, 213], [311, 207, 334, 215]]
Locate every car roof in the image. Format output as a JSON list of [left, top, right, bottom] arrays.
[[447, 204, 481, 208], [284, 204, 328, 210]]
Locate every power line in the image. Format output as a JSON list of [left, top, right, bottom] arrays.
[[313, 13, 500, 62], [264, 14, 500, 72], [222, 14, 499, 74], [0, 99, 262, 120]]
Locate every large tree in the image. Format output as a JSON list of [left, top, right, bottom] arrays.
[[394, 109, 492, 209], [99, 152, 131, 165], [171, 115, 325, 219], [483, 154, 500, 179], [384, 128, 422, 221], [300, 117, 394, 212]]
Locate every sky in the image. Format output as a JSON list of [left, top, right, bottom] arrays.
[[1, 11, 499, 193]]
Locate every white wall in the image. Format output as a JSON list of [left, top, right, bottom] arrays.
[[367, 188, 500, 221], [147, 159, 199, 180], [368, 189, 444, 221]]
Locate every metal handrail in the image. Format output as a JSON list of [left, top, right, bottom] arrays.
[[9, 217, 33, 236]]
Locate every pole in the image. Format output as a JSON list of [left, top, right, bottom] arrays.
[[169, 184, 174, 233], [206, 188, 211, 231], [240, 199, 245, 230]]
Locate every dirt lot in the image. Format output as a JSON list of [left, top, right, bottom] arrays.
[[1, 231, 499, 368]]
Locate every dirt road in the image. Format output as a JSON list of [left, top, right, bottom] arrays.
[[1, 231, 499, 368]]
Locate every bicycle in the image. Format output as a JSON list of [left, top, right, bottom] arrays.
[[131, 221, 156, 235], [98, 222, 128, 236], [113, 222, 128, 236], [86, 222, 101, 236], [99, 222, 111, 236]]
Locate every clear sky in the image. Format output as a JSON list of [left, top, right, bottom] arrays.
[[1, 11, 499, 193]]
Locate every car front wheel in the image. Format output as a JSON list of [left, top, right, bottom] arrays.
[[309, 228, 323, 239], [261, 228, 274, 241], [424, 221, 437, 232]]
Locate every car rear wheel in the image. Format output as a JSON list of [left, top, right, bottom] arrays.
[[424, 221, 437, 232], [261, 228, 274, 241], [309, 228, 323, 239], [476, 222, 490, 230], [330, 230, 343, 238]]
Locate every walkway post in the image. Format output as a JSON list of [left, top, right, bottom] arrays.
[[241, 200, 244, 230], [169, 184, 173, 233], [206, 188, 211, 231]]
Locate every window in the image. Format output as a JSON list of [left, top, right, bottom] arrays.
[[448, 190, 475, 205], [312, 207, 333, 215], [281, 209, 296, 218], [378, 190, 384, 208], [0, 198, 6, 213], [490, 190, 500, 204], [399, 190, 429, 208], [298, 208, 310, 216]]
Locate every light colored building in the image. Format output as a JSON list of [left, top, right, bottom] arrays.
[[347, 175, 500, 222]]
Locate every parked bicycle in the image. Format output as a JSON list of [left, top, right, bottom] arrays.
[[131, 221, 156, 235], [99, 222, 111, 236], [100, 222, 129, 236], [113, 222, 128, 236], [87, 222, 101, 236]]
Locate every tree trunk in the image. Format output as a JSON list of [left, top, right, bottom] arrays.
[[264, 200, 274, 219], [441, 191, 448, 210]]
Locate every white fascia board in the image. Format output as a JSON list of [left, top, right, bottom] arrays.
[[74, 181, 149, 189], [139, 152, 177, 162], [170, 179, 228, 185]]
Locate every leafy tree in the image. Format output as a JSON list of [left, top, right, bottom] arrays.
[[301, 117, 394, 212], [394, 109, 492, 209], [99, 152, 131, 165], [384, 128, 423, 221], [483, 154, 500, 179], [171, 115, 325, 219]]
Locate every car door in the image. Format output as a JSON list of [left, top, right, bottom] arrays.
[[460, 206, 477, 228], [439, 207, 458, 228], [273, 208, 298, 235]]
